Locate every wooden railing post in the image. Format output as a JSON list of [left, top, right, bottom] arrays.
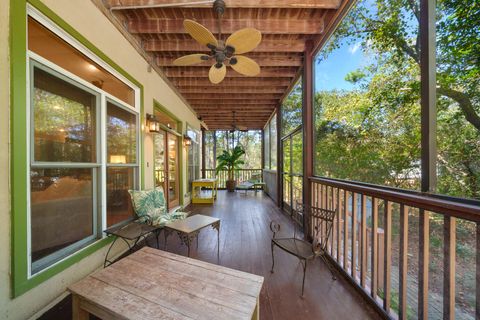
[[352, 193, 358, 280], [383, 201, 392, 314], [371, 197, 379, 299], [360, 194, 367, 287], [399, 204, 409, 320], [444, 215, 456, 320], [377, 229, 385, 292], [419, 209, 430, 319]]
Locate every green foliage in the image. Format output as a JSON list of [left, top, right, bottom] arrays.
[[282, 81, 303, 137], [215, 145, 246, 181], [312, 0, 479, 199]]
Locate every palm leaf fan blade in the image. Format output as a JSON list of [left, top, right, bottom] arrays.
[[184, 19, 218, 47], [209, 63, 227, 84], [230, 56, 260, 76], [226, 28, 262, 54], [173, 54, 208, 66]]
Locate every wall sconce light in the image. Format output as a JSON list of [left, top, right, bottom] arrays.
[[146, 113, 160, 133], [183, 135, 192, 147]]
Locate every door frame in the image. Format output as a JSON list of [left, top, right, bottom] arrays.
[[281, 126, 303, 224], [153, 101, 184, 210]]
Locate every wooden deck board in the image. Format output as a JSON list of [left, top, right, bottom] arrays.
[[173, 191, 384, 320]]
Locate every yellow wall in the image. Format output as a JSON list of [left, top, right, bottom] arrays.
[[0, 0, 200, 318]]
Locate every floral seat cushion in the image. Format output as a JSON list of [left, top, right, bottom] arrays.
[[128, 187, 188, 226]]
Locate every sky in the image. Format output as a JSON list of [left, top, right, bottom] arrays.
[[313, 39, 369, 92]]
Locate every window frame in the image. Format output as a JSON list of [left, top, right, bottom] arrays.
[[263, 111, 278, 171], [10, 1, 144, 296], [27, 50, 141, 275], [28, 58, 104, 274], [186, 124, 201, 194]]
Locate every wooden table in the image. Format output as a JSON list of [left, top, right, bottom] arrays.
[[164, 214, 220, 258], [191, 179, 217, 204], [69, 247, 263, 320]]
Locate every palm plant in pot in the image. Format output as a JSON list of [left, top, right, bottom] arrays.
[[216, 145, 245, 192]]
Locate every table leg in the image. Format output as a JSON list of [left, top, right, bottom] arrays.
[[251, 296, 260, 320], [164, 229, 172, 250], [72, 295, 89, 320], [178, 232, 199, 257], [212, 221, 221, 261]]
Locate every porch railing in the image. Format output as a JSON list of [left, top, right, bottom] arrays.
[[309, 176, 480, 320], [205, 169, 263, 189]]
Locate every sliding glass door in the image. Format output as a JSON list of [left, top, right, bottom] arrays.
[[154, 130, 179, 209]]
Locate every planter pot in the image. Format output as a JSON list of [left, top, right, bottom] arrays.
[[226, 180, 236, 192]]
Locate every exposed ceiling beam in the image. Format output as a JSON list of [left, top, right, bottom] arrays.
[[128, 19, 324, 35], [145, 39, 306, 53], [179, 87, 287, 94], [185, 93, 282, 100], [189, 99, 278, 105], [162, 67, 298, 78], [172, 78, 291, 87], [106, 0, 341, 10], [197, 111, 275, 115], [157, 55, 303, 67]]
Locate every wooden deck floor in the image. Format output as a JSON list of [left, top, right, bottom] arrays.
[[40, 190, 383, 320], [173, 191, 382, 320]]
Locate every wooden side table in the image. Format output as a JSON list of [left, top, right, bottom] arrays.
[[191, 179, 217, 204]]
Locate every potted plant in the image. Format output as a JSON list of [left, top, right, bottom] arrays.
[[216, 145, 245, 192]]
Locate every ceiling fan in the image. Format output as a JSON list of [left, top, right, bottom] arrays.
[[173, 0, 262, 84], [230, 111, 248, 132]]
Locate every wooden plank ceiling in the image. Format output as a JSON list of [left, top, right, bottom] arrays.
[[103, 0, 341, 130]]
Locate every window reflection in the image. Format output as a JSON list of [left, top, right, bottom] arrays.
[[30, 168, 94, 272], [106, 101, 137, 164], [107, 167, 135, 227], [33, 66, 97, 163]]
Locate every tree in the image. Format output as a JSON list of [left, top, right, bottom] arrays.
[[314, 0, 479, 199]]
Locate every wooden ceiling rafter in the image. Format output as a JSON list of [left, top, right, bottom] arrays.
[[105, 0, 342, 10], [102, 0, 341, 129]]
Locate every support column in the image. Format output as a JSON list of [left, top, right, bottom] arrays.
[[276, 105, 282, 208], [261, 129, 265, 171], [201, 128, 206, 179], [303, 40, 314, 240], [420, 0, 437, 192]]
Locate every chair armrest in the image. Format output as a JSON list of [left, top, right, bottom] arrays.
[[270, 221, 281, 239]]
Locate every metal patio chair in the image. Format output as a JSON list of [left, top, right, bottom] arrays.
[[270, 201, 337, 296]]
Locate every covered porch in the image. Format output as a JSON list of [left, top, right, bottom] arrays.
[[2, 0, 479, 319], [42, 191, 382, 320]]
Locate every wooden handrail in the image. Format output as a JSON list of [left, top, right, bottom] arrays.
[[309, 177, 479, 320], [309, 176, 480, 222]]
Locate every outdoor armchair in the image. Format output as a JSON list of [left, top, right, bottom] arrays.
[[270, 201, 337, 296]]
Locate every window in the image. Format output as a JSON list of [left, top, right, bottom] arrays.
[[106, 101, 138, 227], [264, 124, 270, 169], [263, 114, 277, 170], [28, 15, 139, 274], [436, 1, 479, 200], [313, 0, 421, 190], [30, 62, 100, 274], [282, 80, 302, 137], [204, 131, 215, 170], [187, 125, 200, 193], [270, 114, 277, 170]]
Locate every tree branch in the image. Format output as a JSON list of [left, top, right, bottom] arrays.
[[437, 86, 480, 131]]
